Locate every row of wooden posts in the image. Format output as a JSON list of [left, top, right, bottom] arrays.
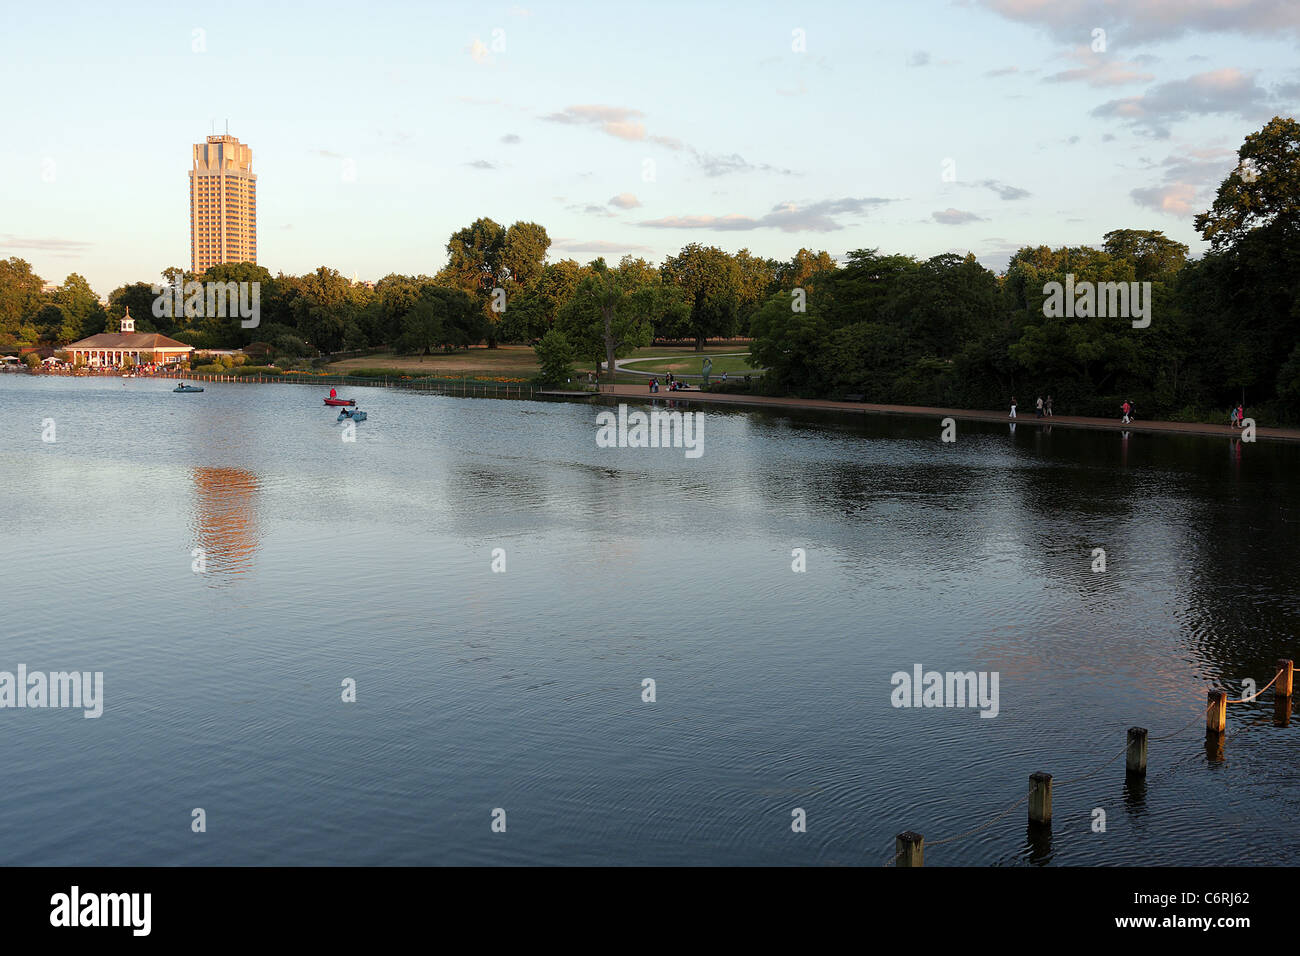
[[893, 658, 1295, 866], [162, 370, 535, 399]]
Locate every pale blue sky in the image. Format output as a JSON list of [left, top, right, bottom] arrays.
[[2, 0, 1297, 296]]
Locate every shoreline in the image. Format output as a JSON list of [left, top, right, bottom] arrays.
[[597, 384, 1300, 444], [8, 369, 1294, 443]]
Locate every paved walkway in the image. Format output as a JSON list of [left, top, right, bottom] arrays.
[[615, 353, 751, 378], [599, 384, 1300, 443]]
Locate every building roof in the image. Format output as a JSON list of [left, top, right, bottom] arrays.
[[67, 332, 194, 351]]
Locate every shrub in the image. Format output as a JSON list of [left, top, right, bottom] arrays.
[[533, 329, 575, 384], [704, 379, 753, 394]]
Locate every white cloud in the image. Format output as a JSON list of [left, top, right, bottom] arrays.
[[977, 0, 1300, 44], [639, 197, 893, 233], [932, 208, 988, 224]]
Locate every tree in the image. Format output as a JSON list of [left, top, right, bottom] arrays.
[[1101, 230, 1188, 281], [533, 328, 575, 383], [440, 218, 549, 348], [108, 283, 158, 333], [1194, 116, 1300, 250], [733, 248, 779, 333], [749, 290, 830, 394], [556, 265, 654, 383], [34, 304, 71, 343], [660, 243, 742, 350], [775, 248, 836, 291], [393, 285, 482, 354], [499, 258, 581, 342], [502, 221, 551, 290], [51, 273, 105, 341], [0, 257, 45, 341], [290, 267, 356, 354]]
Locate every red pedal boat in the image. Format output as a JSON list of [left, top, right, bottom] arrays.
[[324, 397, 356, 406]]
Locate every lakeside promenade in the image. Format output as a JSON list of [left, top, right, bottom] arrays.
[[10, 368, 1296, 443], [599, 384, 1300, 443]]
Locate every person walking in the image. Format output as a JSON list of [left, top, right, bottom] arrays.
[[1035, 396, 1044, 418], [1121, 400, 1131, 424], [1236, 403, 1245, 427], [1045, 395, 1053, 417], [1009, 396, 1017, 419]]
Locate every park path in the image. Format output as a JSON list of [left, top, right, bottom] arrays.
[[598, 384, 1300, 443], [614, 353, 750, 378]]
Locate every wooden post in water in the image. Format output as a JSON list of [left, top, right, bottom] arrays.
[[1278, 659, 1294, 698], [1206, 690, 1227, 735], [1126, 727, 1148, 776], [895, 831, 923, 867], [1028, 772, 1052, 825]]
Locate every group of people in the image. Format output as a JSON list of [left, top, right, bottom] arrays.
[[649, 371, 696, 393], [1008, 396, 1054, 419], [1010, 395, 1249, 429]]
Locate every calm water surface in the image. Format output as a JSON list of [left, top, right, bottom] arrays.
[[1, 374, 1298, 865]]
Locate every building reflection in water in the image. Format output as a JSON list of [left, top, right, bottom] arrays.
[[190, 466, 261, 583]]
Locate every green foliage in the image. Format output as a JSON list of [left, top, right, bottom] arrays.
[[533, 328, 575, 383], [1, 115, 1295, 423], [660, 243, 743, 349], [556, 265, 654, 378], [390, 285, 484, 355]]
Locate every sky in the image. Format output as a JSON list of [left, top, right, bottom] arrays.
[[2, 0, 1298, 298]]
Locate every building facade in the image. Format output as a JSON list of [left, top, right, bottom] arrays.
[[190, 134, 257, 274], [66, 310, 194, 367]]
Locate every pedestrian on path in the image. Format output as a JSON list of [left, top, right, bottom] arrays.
[[1045, 395, 1053, 417], [1035, 396, 1044, 418], [1010, 396, 1017, 419], [1236, 403, 1245, 427]]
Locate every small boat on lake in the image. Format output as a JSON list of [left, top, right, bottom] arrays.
[[337, 409, 367, 422], [324, 397, 356, 406], [174, 384, 204, 393]]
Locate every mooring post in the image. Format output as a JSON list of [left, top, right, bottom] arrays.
[[1126, 727, 1148, 776], [1278, 659, 1294, 698], [895, 831, 923, 867], [1206, 690, 1227, 735], [1029, 772, 1052, 825]]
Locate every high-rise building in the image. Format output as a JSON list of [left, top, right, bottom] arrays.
[[189, 134, 257, 274]]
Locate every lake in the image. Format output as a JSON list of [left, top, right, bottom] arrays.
[[1, 373, 1297, 865]]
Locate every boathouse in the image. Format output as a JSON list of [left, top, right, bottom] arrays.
[[66, 309, 194, 367]]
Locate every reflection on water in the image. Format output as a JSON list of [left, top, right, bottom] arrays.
[[1, 374, 1299, 867], [190, 466, 260, 583]]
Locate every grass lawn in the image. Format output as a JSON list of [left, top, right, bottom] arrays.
[[620, 352, 761, 377], [328, 345, 540, 375], [325, 343, 759, 381]]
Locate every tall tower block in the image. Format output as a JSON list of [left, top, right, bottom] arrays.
[[189, 134, 257, 273]]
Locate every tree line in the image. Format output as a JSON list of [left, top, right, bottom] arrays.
[[2, 117, 1295, 422]]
